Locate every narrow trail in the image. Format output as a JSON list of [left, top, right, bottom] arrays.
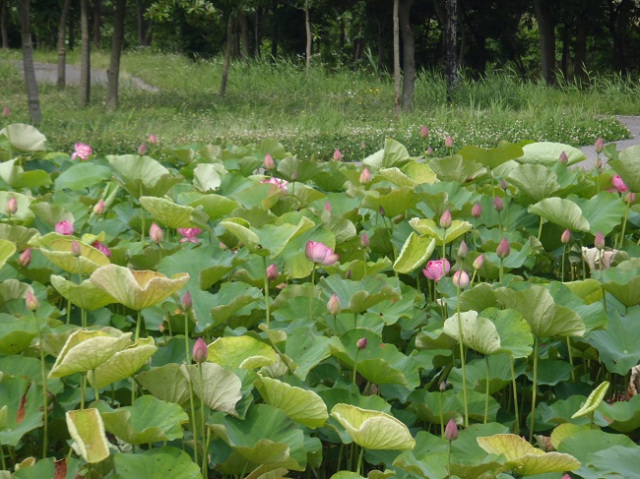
[[578, 116, 640, 169]]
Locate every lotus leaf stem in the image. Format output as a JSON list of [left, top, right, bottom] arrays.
[[198, 364, 207, 479], [309, 264, 316, 322], [567, 337, 575, 381], [187, 372, 199, 466], [38, 327, 48, 458], [263, 257, 271, 327], [529, 338, 539, 442], [456, 284, 469, 427], [484, 355, 490, 424], [439, 390, 445, 440], [80, 373, 86, 410], [356, 446, 365, 475], [561, 244, 566, 282], [509, 355, 520, 436]]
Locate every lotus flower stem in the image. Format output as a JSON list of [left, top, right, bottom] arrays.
[[567, 337, 575, 381], [309, 264, 316, 321], [529, 337, 539, 442], [187, 376, 199, 466], [135, 310, 143, 341], [537, 217, 543, 241], [499, 258, 504, 284], [356, 446, 365, 475], [263, 257, 271, 327], [509, 355, 520, 436], [81, 308, 87, 329], [484, 355, 490, 424], [439, 390, 445, 440], [580, 240, 587, 280], [80, 373, 87, 410], [66, 299, 72, 325], [456, 285, 469, 427], [352, 350, 360, 389], [38, 328, 48, 458], [1, 445, 5, 471], [198, 364, 208, 479], [561, 244, 566, 282]]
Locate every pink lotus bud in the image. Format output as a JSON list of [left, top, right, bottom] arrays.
[[612, 175, 629, 193], [149, 222, 163, 244], [93, 199, 105, 215], [445, 418, 458, 441], [426, 146, 433, 156], [594, 231, 605, 250], [493, 196, 504, 212], [360, 167, 372, 184], [473, 254, 484, 270], [595, 137, 604, 153], [423, 258, 451, 282], [6, 197, 17, 215], [305, 241, 339, 266], [420, 125, 429, 139], [2, 106, 9, 117], [439, 210, 452, 229], [561, 229, 571, 244], [333, 149, 342, 161], [55, 220, 74, 236], [378, 206, 385, 217], [356, 337, 368, 350], [496, 238, 511, 259], [346, 269, 352, 279], [452, 270, 470, 289], [562, 475, 571, 479], [92, 241, 111, 257], [624, 192, 636, 204], [361, 232, 370, 248], [439, 381, 447, 392], [327, 294, 341, 315], [264, 153, 275, 169], [18, 248, 31, 267], [25, 291, 39, 311], [472, 203, 482, 218], [324, 201, 333, 213], [177, 228, 202, 244], [148, 134, 158, 144], [445, 135, 454, 149], [266, 263, 278, 281], [192, 337, 208, 363], [181, 291, 192, 310], [559, 151, 568, 164], [71, 142, 92, 161], [500, 179, 508, 190], [138, 142, 147, 155], [71, 240, 82, 257], [597, 157, 603, 170], [457, 241, 468, 259]]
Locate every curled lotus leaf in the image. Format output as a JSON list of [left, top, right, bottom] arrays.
[[0, 123, 46, 152], [66, 408, 110, 463], [139, 196, 196, 229], [0, 239, 16, 270], [89, 264, 189, 311], [30, 233, 110, 275], [88, 337, 158, 389], [443, 311, 502, 356], [408, 218, 472, 246], [207, 336, 278, 370], [50, 275, 117, 311], [571, 381, 610, 419], [107, 154, 182, 198], [393, 233, 436, 274]]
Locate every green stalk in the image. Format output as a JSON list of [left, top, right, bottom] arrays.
[[529, 338, 539, 442], [38, 329, 48, 459], [356, 446, 365, 475], [263, 257, 271, 327], [198, 364, 207, 479], [439, 391, 445, 440], [81, 308, 87, 328], [509, 355, 520, 436], [81, 373, 86, 410], [561, 244, 566, 282], [484, 355, 490, 424], [537, 216, 543, 241], [567, 337, 575, 381], [93, 369, 99, 402], [309, 264, 316, 321], [499, 258, 504, 284], [134, 310, 143, 341], [187, 375, 199, 466], [446, 440, 452, 479], [352, 350, 360, 390], [1, 444, 5, 471], [456, 284, 469, 427]]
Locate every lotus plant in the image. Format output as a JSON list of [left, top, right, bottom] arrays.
[[306, 241, 338, 320]]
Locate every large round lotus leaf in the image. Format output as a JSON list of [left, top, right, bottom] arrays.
[[0, 224, 39, 250], [88, 337, 157, 389], [99, 395, 188, 445], [571, 192, 626, 236], [393, 233, 436, 274], [586, 446, 640, 479], [207, 336, 277, 370], [481, 307, 533, 359], [220, 218, 263, 255], [277, 155, 321, 182], [535, 395, 608, 430], [477, 434, 580, 475], [586, 308, 640, 375], [31, 233, 110, 275], [0, 191, 34, 223], [113, 447, 200, 479], [182, 363, 242, 415], [281, 328, 331, 381], [136, 363, 191, 405], [0, 377, 43, 447], [378, 166, 416, 187], [428, 155, 487, 183], [331, 403, 415, 450], [255, 376, 328, 429], [208, 281, 263, 326], [506, 163, 560, 202], [193, 162, 226, 191], [458, 282, 498, 312], [139, 196, 195, 228], [189, 194, 239, 220], [609, 145, 640, 192], [458, 142, 524, 170], [443, 311, 501, 355], [408, 389, 463, 425], [0, 314, 38, 355], [563, 279, 603, 305], [363, 138, 412, 170], [54, 162, 112, 190], [107, 154, 182, 198], [600, 261, 640, 307], [597, 394, 640, 433], [401, 161, 438, 185], [0, 123, 46, 152], [0, 239, 16, 270], [554, 426, 636, 471], [48, 329, 132, 378], [320, 274, 400, 314], [571, 381, 609, 419], [66, 408, 110, 463], [361, 186, 418, 219], [50, 275, 117, 311], [528, 197, 590, 232], [520, 141, 586, 166], [408, 218, 472, 246], [89, 264, 189, 311]]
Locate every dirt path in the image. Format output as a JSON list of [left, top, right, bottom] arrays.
[[578, 116, 640, 169]]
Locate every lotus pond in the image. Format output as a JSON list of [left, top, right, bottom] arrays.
[[0, 123, 639, 479]]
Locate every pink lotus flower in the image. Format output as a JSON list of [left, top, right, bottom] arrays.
[[473, 254, 484, 270], [472, 203, 482, 218], [138, 142, 148, 155], [452, 270, 470, 289], [458, 241, 468, 259], [333, 149, 342, 161], [305, 241, 339, 266], [2, 106, 9, 117], [612, 175, 629, 193], [266, 263, 278, 281], [356, 337, 368, 350], [181, 291, 192, 310], [71, 240, 82, 257], [445, 135, 454, 149], [420, 125, 429, 138], [149, 222, 163, 244], [595, 137, 604, 153], [92, 241, 111, 257], [192, 337, 208, 363], [561, 229, 571, 244], [25, 291, 39, 311], [71, 143, 92, 161], [440, 210, 452, 229], [360, 167, 372, 184], [93, 199, 105, 215], [6, 197, 17, 215], [361, 232, 369, 248], [426, 146, 433, 156], [594, 231, 605, 250], [148, 134, 158, 144], [625, 192, 636, 204], [178, 228, 202, 243], [261, 177, 288, 191], [493, 196, 504, 212], [445, 418, 458, 441], [422, 258, 450, 282], [18, 248, 31, 267], [324, 201, 333, 213], [264, 153, 275, 169], [55, 220, 74, 235], [327, 294, 341, 315]]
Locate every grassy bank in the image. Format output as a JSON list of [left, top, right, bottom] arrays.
[[1, 49, 636, 159]]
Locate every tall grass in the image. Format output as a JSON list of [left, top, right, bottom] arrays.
[[0, 49, 634, 160]]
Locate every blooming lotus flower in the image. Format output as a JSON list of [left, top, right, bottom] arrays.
[[55, 220, 74, 236], [360, 167, 372, 184], [333, 149, 342, 161], [18, 248, 31, 267], [305, 241, 339, 266], [25, 291, 39, 311], [612, 175, 629, 193], [93, 199, 105, 215], [561, 229, 571, 244], [266, 263, 278, 281], [92, 241, 111, 257], [452, 270, 469, 289], [138, 142, 148, 155], [148, 134, 158, 144], [445, 419, 458, 441], [149, 222, 163, 244], [420, 125, 429, 138], [496, 238, 511, 259], [261, 177, 288, 191], [192, 337, 208, 363], [71, 142, 92, 161], [445, 135, 454, 149], [264, 153, 275, 169], [327, 294, 341, 315], [422, 258, 450, 282], [595, 137, 604, 153], [472, 203, 482, 218], [439, 210, 452, 229], [177, 228, 202, 244]]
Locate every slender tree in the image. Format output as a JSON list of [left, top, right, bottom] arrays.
[[445, 0, 458, 100], [1, 0, 9, 49], [56, 0, 72, 89], [534, 0, 555, 85], [107, 0, 126, 109], [392, 0, 400, 115], [220, 13, 235, 95], [399, 0, 415, 111], [19, 0, 41, 124], [79, 0, 91, 107], [304, 0, 311, 71]]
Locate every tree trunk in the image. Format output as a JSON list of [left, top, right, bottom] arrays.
[[107, 0, 126, 110], [560, 22, 570, 80], [93, 0, 101, 48], [19, 0, 41, 125], [79, 0, 91, 107], [270, 1, 278, 58], [137, 0, 151, 46], [445, 0, 458, 99], [254, 6, 262, 56], [305, 0, 311, 72], [1, 0, 9, 49], [399, 0, 415, 112], [573, 20, 587, 81], [392, 0, 401, 115], [57, 0, 72, 89], [534, 0, 555, 85], [220, 14, 235, 96], [238, 13, 249, 59]]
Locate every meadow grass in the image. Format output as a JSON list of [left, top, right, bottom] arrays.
[[1, 49, 636, 160]]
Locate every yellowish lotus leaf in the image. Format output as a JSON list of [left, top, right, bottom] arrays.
[[31, 233, 110, 275], [477, 434, 544, 461], [50, 275, 117, 311], [572, 381, 610, 419], [408, 218, 472, 246], [443, 311, 501, 355], [207, 336, 278, 370], [89, 264, 189, 310], [0, 239, 16, 270], [139, 196, 195, 229], [182, 363, 242, 415], [66, 408, 110, 463], [88, 338, 158, 389]]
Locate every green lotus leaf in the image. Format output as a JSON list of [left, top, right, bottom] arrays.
[[331, 472, 396, 479], [477, 434, 580, 475], [401, 161, 437, 184], [528, 197, 590, 232], [414, 322, 458, 350], [363, 137, 412, 170], [0, 405, 6, 431], [0, 239, 16, 270], [520, 141, 586, 166], [0, 224, 39, 250], [0, 123, 46, 152], [88, 337, 157, 389], [157, 246, 233, 292], [277, 155, 321, 182], [107, 154, 182, 198], [598, 394, 640, 433], [378, 166, 417, 187], [444, 311, 501, 355], [0, 191, 34, 223], [208, 403, 307, 471], [193, 162, 226, 191], [563, 279, 603, 304], [480, 307, 533, 359], [535, 396, 608, 430], [281, 328, 331, 381], [609, 145, 640, 192], [361, 186, 418, 219], [188, 193, 239, 220], [113, 447, 200, 479], [243, 465, 290, 479], [408, 389, 463, 426], [320, 274, 400, 314], [220, 218, 263, 255], [48, 329, 132, 378], [50, 275, 117, 311], [207, 336, 277, 370], [586, 308, 640, 375], [54, 162, 112, 190], [182, 363, 242, 415], [454, 353, 522, 395], [506, 163, 560, 202], [66, 408, 110, 463], [31, 233, 110, 275], [392, 431, 450, 478], [325, 257, 392, 282], [0, 279, 31, 307], [0, 158, 51, 189], [100, 395, 188, 445], [89, 264, 189, 311], [571, 192, 626, 236], [330, 403, 415, 450], [457, 282, 498, 312], [600, 261, 640, 307], [408, 218, 472, 246], [0, 314, 38, 355], [255, 375, 328, 428], [139, 196, 195, 228], [586, 446, 640, 479], [257, 217, 315, 258], [571, 381, 610, 419], [428, 154, 487, 183], [0, 376, 43, 446], [393, 233, 436, 274], [209, 281, 263, 326], [458, 142, 524, 169], [136, 363, 191, 406]]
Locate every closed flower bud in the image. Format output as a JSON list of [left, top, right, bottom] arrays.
[[181, 291, 192, 311], [439, 381, 447, 392], [192, 337, 208, 363], [71, 240, 82, 257], [333, 149, 342, 161], [359, 167, 372, 184], [612, 175, 629, 193], [148, 134, 158, 144], [18, 248, 31, 267], [93, 199, 105, 215], [379, 206, 385, 217], [595, 137, 604, 153], [149, 222, 163, 244], [493, 196, 504, 212], [624, 192, 636, 204], [561, 229, 571, 244], [452, 270, 470, 289], [445, 418, 458, 441], [138, 142, 148, 155], [445, 135, 454, 149], [457, 241, 468, 259], [264, 153, 275, 169], [420, 125, 429, 138], [473, 254, 484, 270], [356, 337, 368, 350], [439, 210, 452, 229], [55, 220, 74, 236], [25, 291, 39, 311], [472, 203, 482, 218], [361, 232, 370, 248], [6, 197, 17, 216], [327, 294, 341, 315], [559, 151, 568, 164], [324, 201, 333, 213], [496, 238, 511, 259], [500, 179, 508, 190], [266, 263, 278, 281], [594, 231, 605, 250], [426, 146, 433, 156]]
